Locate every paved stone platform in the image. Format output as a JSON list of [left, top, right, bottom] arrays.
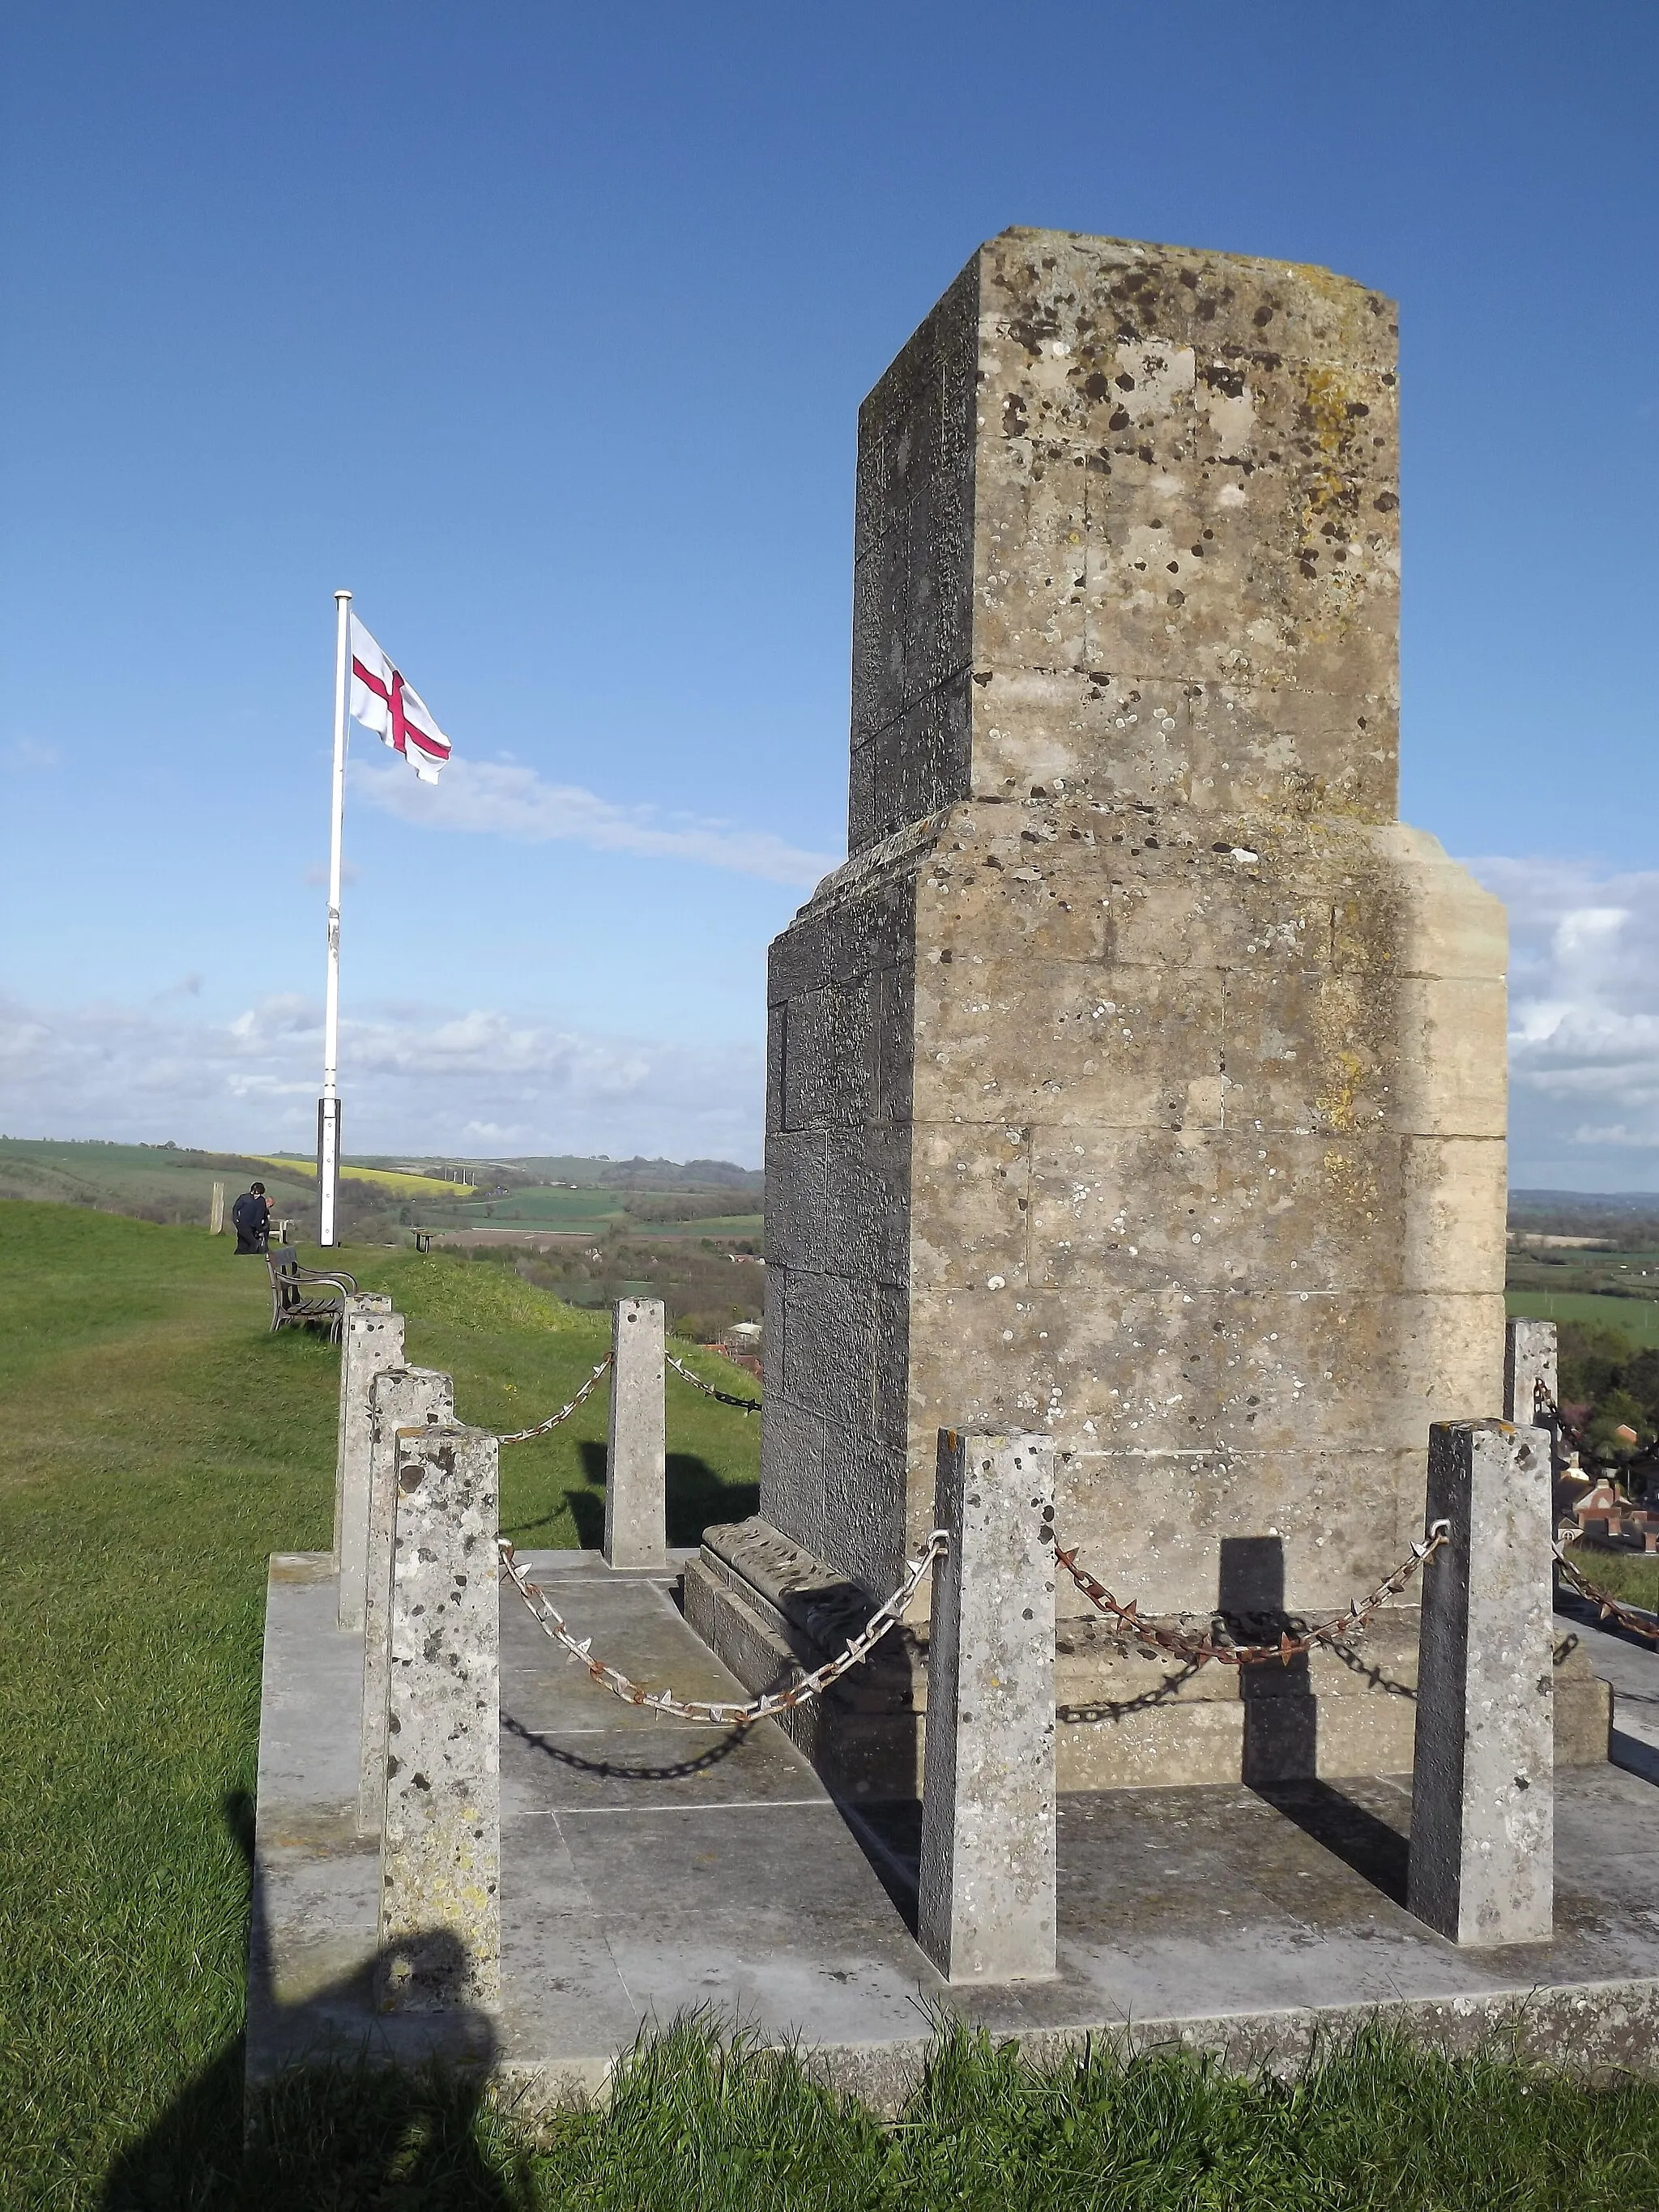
[[251, 1551, 1659, 2112]]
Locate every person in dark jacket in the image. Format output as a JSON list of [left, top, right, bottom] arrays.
[[230, 1182, 271, 1255]]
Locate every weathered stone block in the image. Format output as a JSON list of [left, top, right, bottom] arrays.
[[736, 229, 1506, 1786], [377, 1422, 500, 2010], [695, 1511, 1605, 1794], [358, 1365, 454, 1837]]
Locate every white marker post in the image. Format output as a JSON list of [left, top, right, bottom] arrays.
[[318, 588, 351, 1247]]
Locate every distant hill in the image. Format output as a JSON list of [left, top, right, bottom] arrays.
[[0, 1138, 763, 1242], [1511, 1190, 1659, 1217], [360, 1153, 764, 1200]]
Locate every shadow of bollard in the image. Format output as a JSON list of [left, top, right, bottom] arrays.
[[1223, 1534, 1410, 1906], [1222, 1534, 1318, 1788]]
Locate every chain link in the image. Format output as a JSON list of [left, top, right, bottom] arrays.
[[495, 1358, 611, 1446], [1532, 1383, 1659, 1640], [1051, 1524, 1451, 1669], [665, 1349, 761, 1414], [498, 1532, 945, 1723], [1555, 1536, 1659, 1644]]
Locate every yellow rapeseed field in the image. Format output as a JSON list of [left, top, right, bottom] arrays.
[[250, 1155, 459, 1200]]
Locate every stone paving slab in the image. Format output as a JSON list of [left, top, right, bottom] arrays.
[[1558, 1589, 1659, 1784], [251, 1553, 1659, 2109]]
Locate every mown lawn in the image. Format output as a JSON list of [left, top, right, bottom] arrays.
[[5, 1198, 1659, 2208]]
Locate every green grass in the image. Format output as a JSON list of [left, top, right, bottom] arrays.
[[143, 2015, 1659, 2210], [6, 1196, 1659, 2207], [1508, 1288, 1659, 1346], [450, 1188, 629, 1227], [1565, 1542, 1659, 1615], [0, 1201, 757, 2207]]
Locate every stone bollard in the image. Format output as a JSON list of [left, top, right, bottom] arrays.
[[1504, 1318, 1557, 1429], [604, 1298, 667, 1571], [334, 1296, 403, 1628], [376, 1421, 501, 2011], [918, 1428, 1056, 1984], [1505, 1318, 1559, 1473], [1408, 1419, 1555, 1946], [209, 1179, 225, 1234], [358, 1365, 454, 1837]]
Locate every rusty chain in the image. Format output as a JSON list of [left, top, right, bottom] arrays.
[[497, 1531, 945, 1724], [665, 1350, 761, 1414], [495, 1347, 758, 1444], [1051, 1524, 1451, 1669], [1529, 1385, 1659, 1642], [1555, 1536, 1659, 1644], [495, 1357, 611, 1446]]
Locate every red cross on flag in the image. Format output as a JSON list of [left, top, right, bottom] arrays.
[[348, 614, 453, 783]]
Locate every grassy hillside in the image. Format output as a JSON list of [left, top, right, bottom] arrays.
[[0, 1201, 758, 2206], [0, 1136, 318, 1224]]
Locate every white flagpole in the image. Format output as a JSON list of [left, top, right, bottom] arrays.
[[318, 588, 352, 1247]]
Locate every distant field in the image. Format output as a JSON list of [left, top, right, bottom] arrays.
[[1506, 1288, 1659, 1346], [454, 1187, 629, 1226], [254, 1154, 453, 1201]]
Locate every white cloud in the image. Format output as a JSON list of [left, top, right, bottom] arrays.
[[1467, 855, 1659, 1189], [0, 991, 763, 1164], [353, 755, 838, 889], [2, 737, 59, 769]]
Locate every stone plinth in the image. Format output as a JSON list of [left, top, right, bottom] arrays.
[[685, 1516, 1609, 1796], [705, 227, 1513, 1788]]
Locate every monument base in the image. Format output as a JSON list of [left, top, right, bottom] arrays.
[[685, 1516, 1610, 1798], [254, 1547, 1658, 2121]]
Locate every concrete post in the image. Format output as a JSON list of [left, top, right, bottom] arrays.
[[358, 1365, 454, 1837], [376, 1421, 501, 2010], [209, 1180, 224, 1234], [1504, 1319, 1557, 1428], [918, 1428, 1056, 1983], [604, 1298, 667, 1571], [334, 1296, 403, 1622], [1408, 1419, 1555, 1946]]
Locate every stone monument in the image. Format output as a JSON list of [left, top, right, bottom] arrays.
[[689, 227, 1597, 1790]]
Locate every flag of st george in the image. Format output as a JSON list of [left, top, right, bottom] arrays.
[[348, 615, 453, 782]]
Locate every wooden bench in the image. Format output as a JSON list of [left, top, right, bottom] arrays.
[[267, 1252, 358, 1342]]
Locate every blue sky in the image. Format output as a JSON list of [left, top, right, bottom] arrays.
[[2, 2, 1655, 1180]]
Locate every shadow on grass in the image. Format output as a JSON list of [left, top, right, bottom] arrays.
[[667, 1453, 757, 1547], [569, 1440, 757, 1549], [100, 1792, 507, 2210]]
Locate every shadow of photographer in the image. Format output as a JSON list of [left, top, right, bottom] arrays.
[[100, 1791, 510, 2210]]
